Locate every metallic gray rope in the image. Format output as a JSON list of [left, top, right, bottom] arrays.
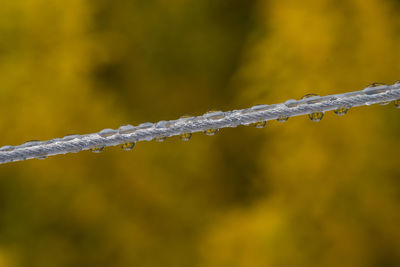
[[1, 82, 399, 164]]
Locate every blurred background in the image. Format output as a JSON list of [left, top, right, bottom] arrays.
[[0, 0, 400, 266]]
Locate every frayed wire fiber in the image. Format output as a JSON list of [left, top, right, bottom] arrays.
[[1, 82, 400, 164]]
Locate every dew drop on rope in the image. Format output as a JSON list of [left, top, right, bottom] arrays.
[[204, 129, 219, 136], [309, 111, 324, 122], [364, 83, 388, 95], [90, 146, 104, 153], [179, 115, 193, 141], [277, 115, 288, 122], [394, 100, 400, 109], [180, 133, 192, 141], [301, 93, 319, 99], [98, 129, 117, 138], [204, 110, 225, 120], [155, 137, 167, 142], [301, 93, 324, 104], [121, 142, 135, 151], [368, 82, 386, 87], [334, 105, 351, 116], [254, 120, 266, 128]]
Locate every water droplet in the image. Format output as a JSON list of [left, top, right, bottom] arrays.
[[178, 116, 194, 138], [137, 122, 154, 129], [394, 100, 400, 109], [119, 125, 136, 134], [204, 110, 225, 120], [180, 133, 192, 141], [155, 137, 167, 142], [37, 155, 47, 160], [364, 83, 388, 95], [277, 115, 289, 122], [204, 129, 219, 136], [121, 142, 135, 151], [90, 146, 104, 153], [368, 82, 386, 87], [98, 129, 117, 138], [301, 93, 324, 104], [309, 111, 324, 122], [156, 121, 172, 128], [334, 105, 351, 115], [254, 120, 266, 128], [379, 101, 391, 105], [301, 93, 319, 99], [284, 99, 298, 108]]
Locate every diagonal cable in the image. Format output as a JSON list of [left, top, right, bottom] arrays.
[[0, 82, 399, 164]]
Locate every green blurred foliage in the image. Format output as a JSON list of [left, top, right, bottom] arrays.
[[0, 0, 400, 266]]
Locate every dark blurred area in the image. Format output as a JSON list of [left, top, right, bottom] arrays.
[[0, 0, 400, 266]]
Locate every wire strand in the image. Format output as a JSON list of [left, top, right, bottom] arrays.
[[1, 82, 399, 164]]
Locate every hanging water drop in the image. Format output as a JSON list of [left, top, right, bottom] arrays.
[[309, 111, 324, 122], [180, 133, 192, 141], [334, 105, 351, 116], [155, 137, 167, 142], [121, 142, 135, 151], [37, 155, 47, 160], [254, 120, 266, 128], [277, 115, 288, 122], [179, 115, 193, 141], [204, 129, 219, 136], [90, 146, 104, 153], [394, 100, 400, 109]]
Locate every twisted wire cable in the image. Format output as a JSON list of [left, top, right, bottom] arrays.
[[1, 82, 399, 164]]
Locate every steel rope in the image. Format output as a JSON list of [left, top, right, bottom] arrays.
[[1, 82, 399, 164]]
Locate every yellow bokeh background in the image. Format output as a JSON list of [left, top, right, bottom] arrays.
[[1, 0, 400, 266]]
